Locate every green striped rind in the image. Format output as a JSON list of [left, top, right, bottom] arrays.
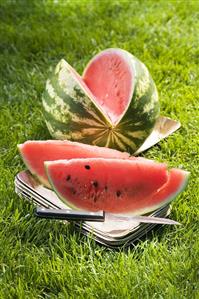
[[115, 50, 159, 151], [43, 50, 159, 153], [43, 60, 111, 147]]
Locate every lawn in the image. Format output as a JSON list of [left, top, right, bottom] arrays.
[[0, 0, 199, 298]]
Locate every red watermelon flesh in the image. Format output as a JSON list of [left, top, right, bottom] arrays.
[[18, 140, 131, 188], [131, 168, 190, 215], [83, 49, 134, 124], [45, 158, 171, 214]]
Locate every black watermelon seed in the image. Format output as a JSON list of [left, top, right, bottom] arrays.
[[70, 188, 76, 194], [116, 190, 121, 197], [92, 181, 98, 188], [105, 186, 108, 191], [66, 175, 71, 181], [85, 165, 90, 170]]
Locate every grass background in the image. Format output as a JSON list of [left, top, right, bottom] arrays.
[[0, 0, 199, 298]]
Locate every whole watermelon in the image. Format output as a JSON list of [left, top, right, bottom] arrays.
[[42, 48, 159, 154]]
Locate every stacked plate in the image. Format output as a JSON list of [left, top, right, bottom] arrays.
[[15, 170, 171, 248]]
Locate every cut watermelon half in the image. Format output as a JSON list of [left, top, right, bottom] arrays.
[[18, 140, 131, 188], [43, 49, 159, 153], [44, 158, 181, 215]]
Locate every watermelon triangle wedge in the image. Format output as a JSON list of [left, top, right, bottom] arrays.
[[18, 140, 189, 216], [44, 158, 189, 215], [18, 140, 154, 189]]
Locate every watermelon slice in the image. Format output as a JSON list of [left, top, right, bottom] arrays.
[[18, 140, 131, 188], [44, 158, 181, 215]]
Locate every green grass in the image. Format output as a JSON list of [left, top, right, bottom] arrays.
[[0, 0, 199, 298]]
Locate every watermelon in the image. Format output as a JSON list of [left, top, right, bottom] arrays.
[[18, 140, 131, 188], [42, 48, 159, 154], [44, 158, 189, 215]]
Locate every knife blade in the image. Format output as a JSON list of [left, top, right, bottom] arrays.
[[35, 208, 181, 225]]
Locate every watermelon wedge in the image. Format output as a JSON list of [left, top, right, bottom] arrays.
[[44, 158, 184, 215], [18, 140, 131, 188]]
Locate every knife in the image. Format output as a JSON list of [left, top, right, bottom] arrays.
[[35, 207, 181, 225]]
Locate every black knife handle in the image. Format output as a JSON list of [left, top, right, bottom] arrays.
[[35, 207, 105, 222]]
